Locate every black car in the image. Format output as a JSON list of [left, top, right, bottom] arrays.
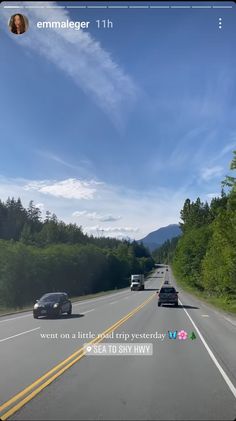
[[33, 292, 72, 318], [157, 286, 178, 307]]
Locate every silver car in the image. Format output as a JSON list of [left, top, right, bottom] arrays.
[[157, 286, 178, 307]]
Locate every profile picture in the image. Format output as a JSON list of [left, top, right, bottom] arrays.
[[9, 14, 29, 35]]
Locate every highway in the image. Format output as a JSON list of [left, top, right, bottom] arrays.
[[0, 267, 236, 420]]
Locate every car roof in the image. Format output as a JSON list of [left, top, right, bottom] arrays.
[[42, 292, 67, 297]]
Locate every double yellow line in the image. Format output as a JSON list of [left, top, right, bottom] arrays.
[[0, 293, 155, 420]]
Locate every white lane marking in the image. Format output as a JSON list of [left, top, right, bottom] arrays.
[[179, 299, 236, 399], [223, 316, 236, 327], [109, 300, 119, 305], [201, 315, 209, 317], [0, 327, 40, 343], [82, 309, 95, 315], [0, 314, 32, 324]]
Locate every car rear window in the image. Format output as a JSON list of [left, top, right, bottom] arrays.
[[160, 288, 176, 293]]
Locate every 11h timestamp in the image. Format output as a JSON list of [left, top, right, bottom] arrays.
[[96, 19, 114, 29]]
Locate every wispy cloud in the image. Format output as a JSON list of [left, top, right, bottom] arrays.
[[24, 178, 101, 200], [36, 150, 95, 178], [37, 151, 80, 171], [212, 141, 236, 163], [147, 127, 216, 177], [220, 142, 236, 157], [0, 2, 138, 127], [201, 166, 224, 181], [72, 210, 121, 222], [85, 226, 139, 234]]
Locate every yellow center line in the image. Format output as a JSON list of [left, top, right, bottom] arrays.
[[0, 293, 155, 420]]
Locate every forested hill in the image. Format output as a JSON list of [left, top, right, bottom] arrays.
[[153, 151, 236, 306], [0, 199, 154, 309], [140, 224, 181, 251]]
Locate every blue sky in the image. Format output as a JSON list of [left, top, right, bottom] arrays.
[[0, 1, 236, 239]]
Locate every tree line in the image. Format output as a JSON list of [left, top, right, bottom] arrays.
[[153, 237, 179, 264], [153, 151, 236, 301], [0, 200, 154, 308]]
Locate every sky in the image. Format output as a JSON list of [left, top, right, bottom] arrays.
[[0, 1, 236, 240]]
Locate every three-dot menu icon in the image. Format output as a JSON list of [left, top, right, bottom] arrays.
[[219, 17, 222, 29]]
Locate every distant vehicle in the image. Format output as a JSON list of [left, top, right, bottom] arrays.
[[130, 274, 145, 291], [157, 286, 178, 307], [33, 292, 72, 318], [163, 280, 169, 285]]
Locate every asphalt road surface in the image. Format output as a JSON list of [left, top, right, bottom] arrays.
[[0, 267, 236, 420]]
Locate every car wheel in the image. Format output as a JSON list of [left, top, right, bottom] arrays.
[[68, 305, 72, 316], [33, 314, 38, 319], [58, 308, 62, 318], [158, 302, 161, 307], [175, 302, 178, 307]]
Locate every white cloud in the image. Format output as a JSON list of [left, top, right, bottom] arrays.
[[35, 202, 45, 212], [72, 211, 88, 217], [24, 178, 100, 199], [85, 226, 139, 234], [0, 174, 185, 240], [100, 215, 122, 222], [0, 2, 138, 127], [72, 210, 121, 222], [201, 166, 224, 181]]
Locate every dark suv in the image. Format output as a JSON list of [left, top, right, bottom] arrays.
[[157, 286, 178, 307], [33, 292, 72, 318]]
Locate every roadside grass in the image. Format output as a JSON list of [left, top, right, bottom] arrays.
[[0, 268, 161, 317], [173, 272, 236, 314], [0, 287, 128, 317]]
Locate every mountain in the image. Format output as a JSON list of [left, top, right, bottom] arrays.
[[140, 224, 181, 252]]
